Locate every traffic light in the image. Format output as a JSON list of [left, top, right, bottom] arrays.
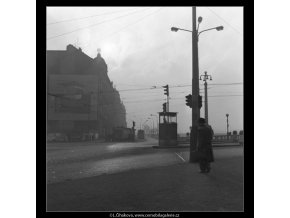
[[185, 94, 202, 109], [133, 121, 135, 127], [198, 95, 202, 109], [162, 103, 166, 112], [163, 85, 169, 96], [185, 94, 192, 108]]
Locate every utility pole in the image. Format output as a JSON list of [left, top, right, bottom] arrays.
[[167, 92, 169, 113], [171, 8, 223, 162], [47, 73, 50, 118], [190, 6, 200, 163], [200, 71, 212, 124], [226, 113, 229, 140]]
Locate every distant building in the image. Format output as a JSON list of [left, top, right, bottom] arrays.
[[47, 44, 126, 141]]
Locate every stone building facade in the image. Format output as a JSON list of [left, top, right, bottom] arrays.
[[47, 44, 126, 141]]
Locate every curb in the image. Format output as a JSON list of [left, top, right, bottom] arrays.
[[152, 145, 189, 149], [153, 143, 241, 149]]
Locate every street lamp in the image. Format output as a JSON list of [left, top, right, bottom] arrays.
[[171, 27, 192, 33], [198, 26, 224, 38], [171, 25, 224, 39], [171, 10, 223, 163], [171, 27, 178, 32], [198, 16, 203, 23], [216, 26, 224, 31], [200, 71, 212, 124]]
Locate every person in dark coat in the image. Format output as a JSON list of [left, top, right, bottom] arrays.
[[197, 118, 214, 173]]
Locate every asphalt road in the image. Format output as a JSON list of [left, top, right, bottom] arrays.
[[47, 137, 243, 184]]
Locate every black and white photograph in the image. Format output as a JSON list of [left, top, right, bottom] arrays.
[[45, 5, 247, 213], [11, 0, 290, 217]]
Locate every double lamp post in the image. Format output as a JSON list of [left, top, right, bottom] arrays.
[[171, 7, 223, 163]]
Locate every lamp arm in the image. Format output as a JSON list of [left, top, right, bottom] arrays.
[[177, 28, 193, 33], [198, 27, 219, 37]]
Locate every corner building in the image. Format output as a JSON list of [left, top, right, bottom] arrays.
[[47, 44, 126, 141]]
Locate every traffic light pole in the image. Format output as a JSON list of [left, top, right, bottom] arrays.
[[163, 85, 169, 113], [190, 6, 200, 163], [167, 95, 169, 113]]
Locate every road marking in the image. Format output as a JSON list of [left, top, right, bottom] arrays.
[[175, 152, 186, 162]]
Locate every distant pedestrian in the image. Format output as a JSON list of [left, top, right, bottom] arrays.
[[197, 118, 214, 173]]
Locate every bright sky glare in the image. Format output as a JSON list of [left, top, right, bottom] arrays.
[[47, 7, 243, 134]]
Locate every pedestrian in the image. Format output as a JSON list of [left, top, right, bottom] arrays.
[[197, 118, 214, 173]]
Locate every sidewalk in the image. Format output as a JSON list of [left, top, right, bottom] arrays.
[[153, 142, 241, 149], [47, 156, 243, 212]]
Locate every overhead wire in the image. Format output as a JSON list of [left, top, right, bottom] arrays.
[[47, 7, 152, 40], [48, 82, 241, 100], [206, 7, 242, 37], [207, 82, 243, 86], [118, 82, 242, 92], [97, 7, 164, 43], [79, 7, 165, 51], [123, 94, 243, 104], [47, 7, 139, 26]]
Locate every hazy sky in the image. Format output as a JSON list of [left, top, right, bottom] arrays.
[[47, 6, 243, 134]]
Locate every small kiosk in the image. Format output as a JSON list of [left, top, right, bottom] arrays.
[[158, 112, 178, 146]]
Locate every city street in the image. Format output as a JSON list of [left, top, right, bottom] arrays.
[[47, 138, 243, 211], [47, 137, 180, 183], [47, 137, 243, 184]]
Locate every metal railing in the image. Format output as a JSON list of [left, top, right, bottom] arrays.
[[177, 134, 244, 144]]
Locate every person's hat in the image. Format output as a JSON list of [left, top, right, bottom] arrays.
[[199, 118, 206, 124]]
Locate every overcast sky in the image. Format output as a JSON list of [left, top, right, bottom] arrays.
[[47, 6, 243, 134]]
